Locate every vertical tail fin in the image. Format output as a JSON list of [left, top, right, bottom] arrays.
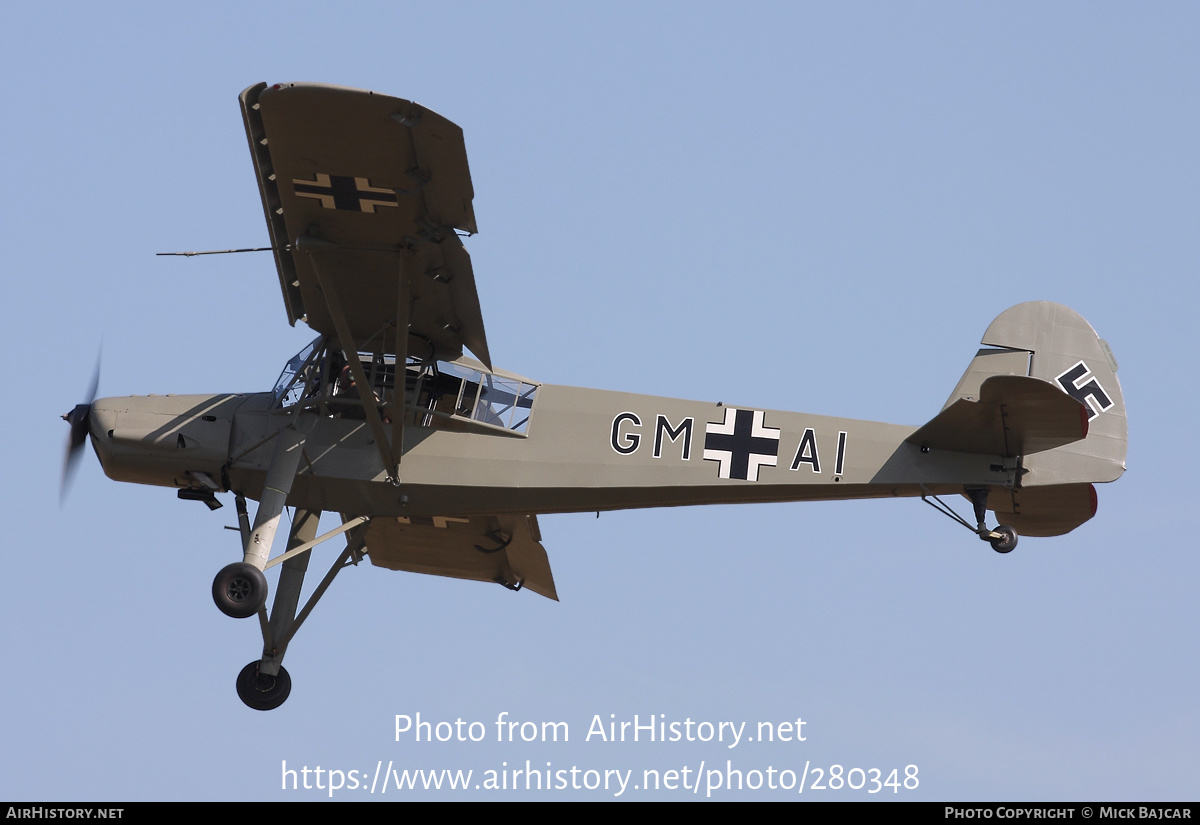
[[978, 302, 1126, 487], [944, 302, 1126, 537]]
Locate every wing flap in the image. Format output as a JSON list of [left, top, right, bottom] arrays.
[[907, 375, 1089, 457], [365, 514, 558, 601]]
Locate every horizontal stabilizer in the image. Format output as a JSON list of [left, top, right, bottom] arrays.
[[988, 483, 1098, 537], [365, 513, 558, 600], [908, 375, 1089, 457]]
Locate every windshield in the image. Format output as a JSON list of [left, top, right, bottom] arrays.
[[272, 337, 322, 406]]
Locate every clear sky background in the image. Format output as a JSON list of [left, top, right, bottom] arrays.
[[2, 1, 1196, 801]]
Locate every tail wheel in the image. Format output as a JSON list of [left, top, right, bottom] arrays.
[[236, 662, 292, 711], [989, 525, 1018, 554]]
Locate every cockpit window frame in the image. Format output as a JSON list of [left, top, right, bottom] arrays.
[[272, 337, 539, 436]]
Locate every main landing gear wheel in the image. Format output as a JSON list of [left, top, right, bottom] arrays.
[[212, 562, 268, 618], [236, 661, 292, 711], [989, 525, 1018, 554]]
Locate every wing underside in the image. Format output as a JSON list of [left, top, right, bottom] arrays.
[[241, 81, 490, 368], [364, 514, 558, 601]]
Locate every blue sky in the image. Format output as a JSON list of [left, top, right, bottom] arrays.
[[2, 1, 1197, 800]]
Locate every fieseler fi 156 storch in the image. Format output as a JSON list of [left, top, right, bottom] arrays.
[[62, 83, 1127, 710]]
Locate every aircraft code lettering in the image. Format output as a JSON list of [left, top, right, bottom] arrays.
[[654, 415, 693, 460], [611, 412, 641, 454], [612, 411, 848, 481], [292, 173, 400, 213], [787, 429, 846, 476], [791, 428, 820, 472], [1055, 361, 1114, 421]]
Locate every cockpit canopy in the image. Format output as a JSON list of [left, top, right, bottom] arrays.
[[272, 337, 538, 435]]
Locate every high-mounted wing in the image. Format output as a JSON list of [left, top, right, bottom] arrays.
[[365, 514, 558, 601], [240, 82, 490, 369]]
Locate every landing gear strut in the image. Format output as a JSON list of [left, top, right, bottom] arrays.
[[213, 421, 311, 622], [210, 417, 376, 710], [214, 490, 371, 710], [966, 487, 1018, 554], [922, 485, 1019, 554]]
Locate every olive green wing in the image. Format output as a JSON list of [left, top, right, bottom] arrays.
[[241, 81, 489, 368], [364, 513, 558, 601]]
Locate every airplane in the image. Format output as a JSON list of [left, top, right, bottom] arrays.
[[62, 82, 1127, 711]]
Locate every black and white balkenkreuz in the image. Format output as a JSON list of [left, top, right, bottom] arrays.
[[291, 173, 400, 213], [703, 408, 781, 481]]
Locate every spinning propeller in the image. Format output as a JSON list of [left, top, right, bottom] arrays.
[[61, 359, 100, 501]]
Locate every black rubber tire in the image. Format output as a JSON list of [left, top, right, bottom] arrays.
[[989, 525, 1018, 554], [236, 661, 292, 711], [212, 562, 268, 618]]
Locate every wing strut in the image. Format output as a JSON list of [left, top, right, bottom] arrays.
[[389, 258, 410, 482], [299, 234, 401, 483]]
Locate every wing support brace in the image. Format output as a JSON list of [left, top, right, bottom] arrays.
[[298, 234, 404, 484], [389, 262, 409, 482]]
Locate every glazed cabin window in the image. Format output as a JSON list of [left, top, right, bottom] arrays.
[[271, 338, 538, 433]]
